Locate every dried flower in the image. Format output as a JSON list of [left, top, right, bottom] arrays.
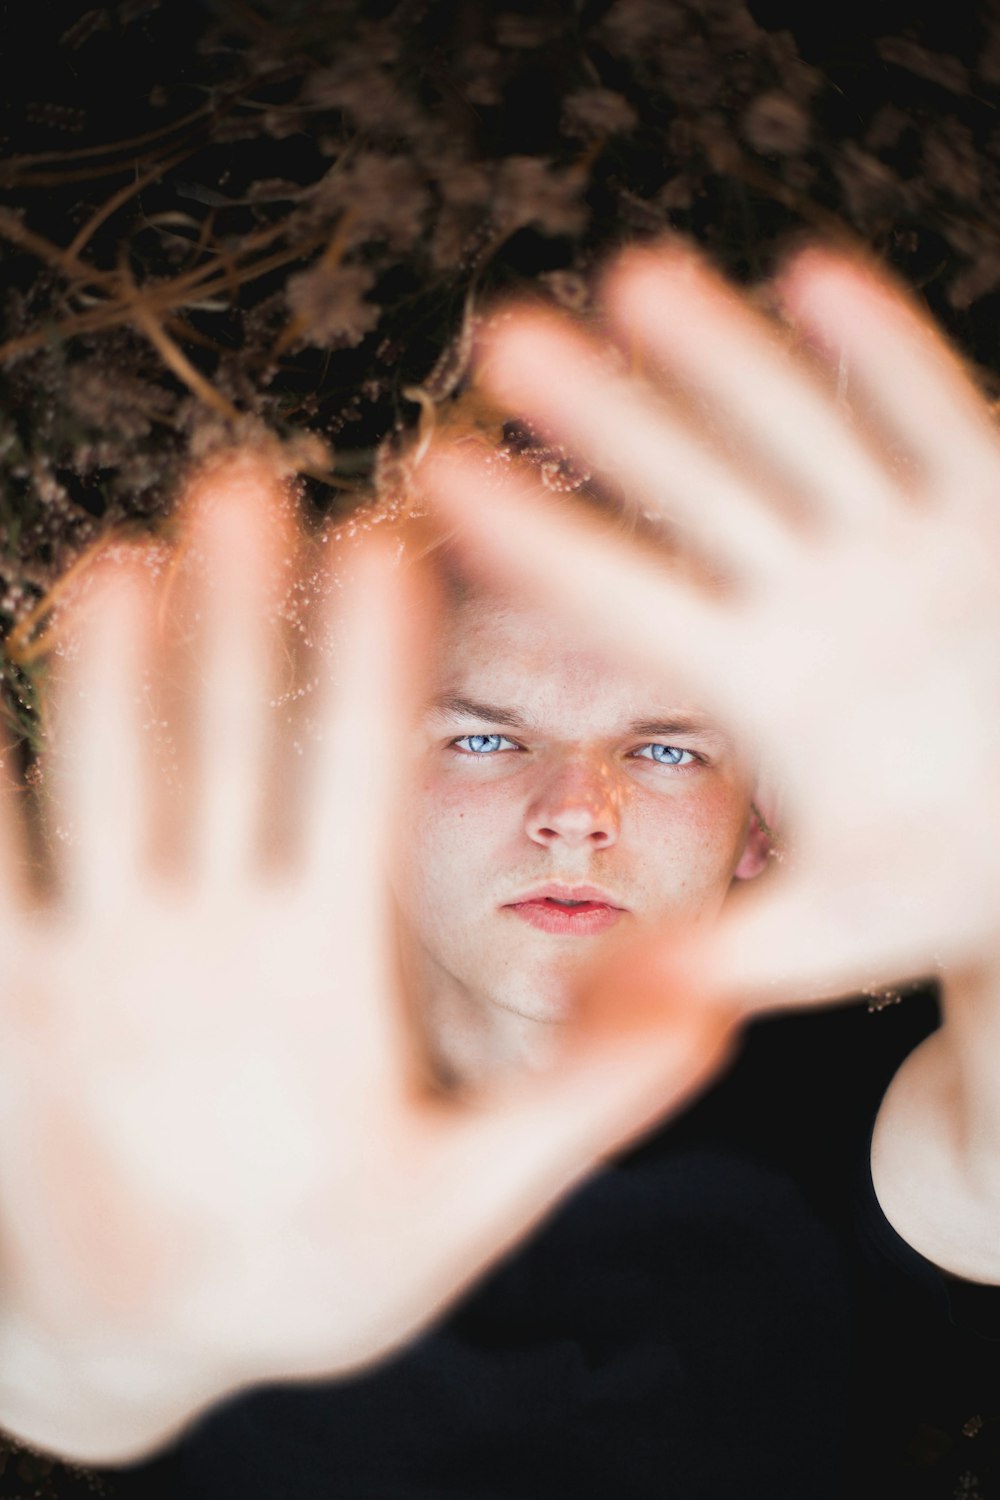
[[942, 221, 1000, 309], [285, 262, 380, 349], [877, 35, 970, 95], [833, 142, 907, 226], [865, 105, 910, 153], [455, 44, 505, 107], [494, 12, 563, 50], [439, 158, 494, 210], [561, 88, 637, 142], [923, 119, 981, 201], [304, 65, 420, 137], [312, 152, 430, 252], [742, 92, 810, 157], [493, 156, 588, 238]]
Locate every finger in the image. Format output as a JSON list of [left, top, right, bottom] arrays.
[[297, 536, 434, 1089], [479, 312, 802, 584], [177, 453, 295, 891], [48, 559, 151, 916], [692, 871, 941, 1013], [778, 250, 1000, 509], [604, 245, 900, 530], [424, 445, 751, 727]]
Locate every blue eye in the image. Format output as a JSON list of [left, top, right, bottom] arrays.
[[454, 734, 519, 755], [633, 743, 696, 766]]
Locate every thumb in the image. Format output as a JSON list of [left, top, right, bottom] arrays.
[[435, 940, 741, 1283], [544, 929, 743, 1157], [703, 874, 935, 1014]]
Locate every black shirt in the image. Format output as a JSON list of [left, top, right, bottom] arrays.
[[113, 991, 1000, 1499]]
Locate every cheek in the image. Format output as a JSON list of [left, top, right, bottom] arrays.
[[630, 781, 751, 899], [399, 775, 520, 909]]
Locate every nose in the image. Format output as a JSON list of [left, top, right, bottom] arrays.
[[525, 755, 620, 849]]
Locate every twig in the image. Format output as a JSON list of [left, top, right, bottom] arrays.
[[66, 144, 200, 262], [0, 229, 324, 366], [124, 285, 242, 424], [0, 207, 115, 287], [0, 101, 213, 173]]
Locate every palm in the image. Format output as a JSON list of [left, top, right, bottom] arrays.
[[428, 248, 1000, 1002], [709, 509, 1000, 994], [0, 450, 732, 1464]]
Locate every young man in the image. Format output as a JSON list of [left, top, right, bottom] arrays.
[[125, 561, 953, 1500], [0, 244, 998, 1497], [117, 567, 868, 1500]]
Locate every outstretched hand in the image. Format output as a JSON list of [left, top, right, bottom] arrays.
[[428, 246, 1000, 1007], [0, 451, 733, 1464]]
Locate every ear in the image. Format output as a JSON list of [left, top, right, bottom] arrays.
[[733, 804, 773, 882]]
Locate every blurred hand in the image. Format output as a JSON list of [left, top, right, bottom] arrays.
[[427, 246, 1000, 1005], [0, 450, 733, 1464]]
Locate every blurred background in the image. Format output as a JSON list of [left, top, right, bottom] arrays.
[[1, 0, 998, 753]]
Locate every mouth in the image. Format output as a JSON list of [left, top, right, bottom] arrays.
[[503, 885, 626, 937]]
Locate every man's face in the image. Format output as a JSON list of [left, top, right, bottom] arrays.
[[397, 593, 765, 1024]]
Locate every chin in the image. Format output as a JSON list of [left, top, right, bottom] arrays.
[[482, 936, 625, 1025], [487, 976, 579, 1026]]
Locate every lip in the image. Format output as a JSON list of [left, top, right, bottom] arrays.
[[502, 882, 627, 937]]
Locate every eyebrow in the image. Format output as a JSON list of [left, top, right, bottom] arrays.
[[431, 695, 533, 729], [626, 716, 727, 743], [431, 697, 729, 745]]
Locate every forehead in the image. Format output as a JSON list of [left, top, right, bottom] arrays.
[[434, 591, 706, 732]]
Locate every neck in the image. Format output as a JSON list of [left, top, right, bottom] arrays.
[[419, 968, 563, 1089]]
